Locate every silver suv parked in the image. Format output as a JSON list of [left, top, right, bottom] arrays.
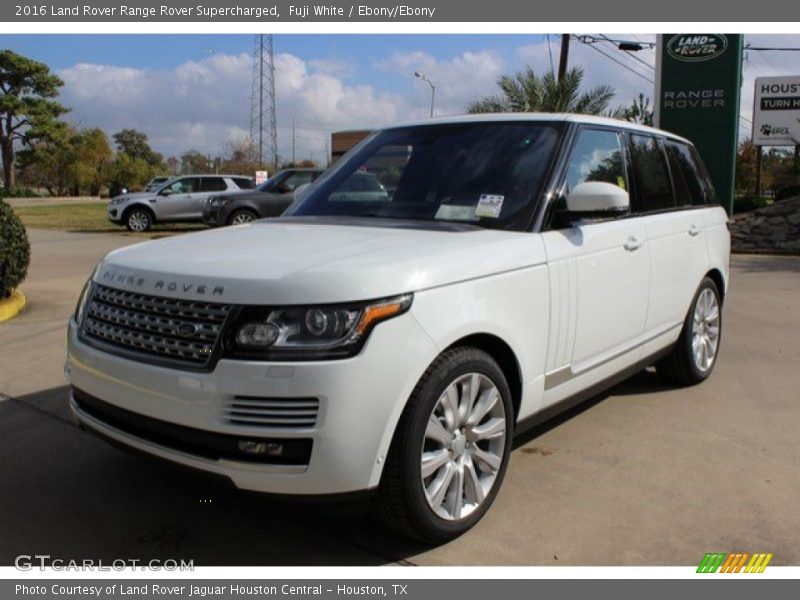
[[108, 174, 255, 231]]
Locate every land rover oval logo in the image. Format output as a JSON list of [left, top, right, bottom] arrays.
[[667, 34, 728, 62], [177, 323, 199, 336]]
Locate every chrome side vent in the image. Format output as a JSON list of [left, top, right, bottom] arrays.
[[224, 396, 320, 429]]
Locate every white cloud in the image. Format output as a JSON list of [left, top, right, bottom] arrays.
[[376, 49, 506, 116], [58, 50, 403, 165], [54, 34, 800, 166]]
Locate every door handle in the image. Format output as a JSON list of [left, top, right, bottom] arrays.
[[148, 198, 157, 203], [688, 224, 701, 237], [624, 236, 643, 252]]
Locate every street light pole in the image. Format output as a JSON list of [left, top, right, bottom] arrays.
[[415, 71, 436, 117]]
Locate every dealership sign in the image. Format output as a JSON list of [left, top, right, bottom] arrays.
[[752, 76, 800, 146], [656, 34, 743, 215], [666, 34, 728, 62]]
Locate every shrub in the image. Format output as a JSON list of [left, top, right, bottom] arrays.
[[733, 195, 770, 214], [0, 186, 38, 198], [0, 199, 31, 299]]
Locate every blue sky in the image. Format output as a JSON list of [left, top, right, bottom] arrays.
[[3, 34, 797, 163]]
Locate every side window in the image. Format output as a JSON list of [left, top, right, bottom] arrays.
[[668, 142, 716, 206], [201, 177, 227, 192], [232, 177, 255, 190], [163, 177, 199, 194], [564, 129, 628, 194], [629, 134, 674, 213], [285, 172, 313, 188]]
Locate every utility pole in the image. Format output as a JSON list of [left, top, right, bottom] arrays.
[[292, 119, 296, 164], [558, 34, 570, 82], [755, 146, 762, 198], [250, 34, 278, 170]]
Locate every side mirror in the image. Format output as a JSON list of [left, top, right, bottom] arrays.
[[159, 189, 172, 196], [565, 181, 629, 215], [278, 183, 294, 193]]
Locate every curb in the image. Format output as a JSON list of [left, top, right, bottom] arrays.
[[0, 290, 27, 323]]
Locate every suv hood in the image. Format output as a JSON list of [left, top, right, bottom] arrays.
[[95, 218, 546, 304]]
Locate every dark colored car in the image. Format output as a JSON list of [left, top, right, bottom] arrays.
[[203, 168, 323, 226]]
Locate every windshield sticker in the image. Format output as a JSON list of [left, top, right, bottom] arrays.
[[475, 194, 505, 218], [435, 204, 479, 221]]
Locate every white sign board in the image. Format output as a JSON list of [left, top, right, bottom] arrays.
[[752, 75, 800, 146], [255, 170, 269, 185]]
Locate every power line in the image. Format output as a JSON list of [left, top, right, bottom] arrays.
[[745, 45, 800, 51], [598, 34, 655, 73], [576, 36, 655, 85]]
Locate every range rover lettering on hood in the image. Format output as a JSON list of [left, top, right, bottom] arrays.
[[100, 269, 225, 297]]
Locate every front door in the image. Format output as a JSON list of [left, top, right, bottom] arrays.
[[541, 127, 651, 405], [156, 177, 201, 221]]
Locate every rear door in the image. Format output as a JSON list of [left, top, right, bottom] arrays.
[[628, 134, 710, 349], [195, 177, 229, 218], [541, 126, 651, 406]]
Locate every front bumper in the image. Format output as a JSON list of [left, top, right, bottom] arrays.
[[202, 205, 225, 226], [107, 205, 121, 223], [65, 312, 437, 495]]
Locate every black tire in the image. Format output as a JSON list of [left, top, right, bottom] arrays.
[[124, 207, 153, 232], [372, 347, 514, 543], [227, 209, 259, 226], [656, 276, 722, 385]]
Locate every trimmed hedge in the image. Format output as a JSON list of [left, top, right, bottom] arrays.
[[0, 199, 31, 299]]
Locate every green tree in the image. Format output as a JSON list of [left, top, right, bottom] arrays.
[[72, 128, 112, 195], [112, 128, 163, 166], [0, 50, 68, 189], [467, 66, 615, 115], [623, 93, 654, 126], [180, 149, 209, 174], [108, 153, 158, 192]]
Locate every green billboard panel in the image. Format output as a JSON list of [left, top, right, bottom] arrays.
[[656, 34, 743, 215]]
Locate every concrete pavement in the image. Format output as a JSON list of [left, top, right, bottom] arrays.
[[1, 229, 799, 565]]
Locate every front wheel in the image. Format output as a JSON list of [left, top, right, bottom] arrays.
[[228, 209, 258, 226], [657, 276, 722, 385], [125, 208, 152, 232], [373, 347, 513, 543]]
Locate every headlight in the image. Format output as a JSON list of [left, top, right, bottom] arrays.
[[224, 294, 413, 360], [110, 197, 127, 205], [74, 279, 94, 325]]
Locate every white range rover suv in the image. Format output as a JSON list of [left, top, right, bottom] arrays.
[[66, 115, 730, 542]]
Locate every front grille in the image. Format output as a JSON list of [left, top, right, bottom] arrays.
[[81, 284, 233, 368], [224, 396, 320, 428]]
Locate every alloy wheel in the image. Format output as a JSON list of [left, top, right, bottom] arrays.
[[420, 372, 507, 521], [231, 212, 256, 225], [691, 288, 720, 372], [128, 211, 150, 231]]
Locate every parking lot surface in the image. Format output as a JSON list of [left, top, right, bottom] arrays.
[[1, 229, 799, 565]]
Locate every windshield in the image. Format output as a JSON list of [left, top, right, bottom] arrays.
[[287, 121, 561, 230], [256, 171, 289, 192]]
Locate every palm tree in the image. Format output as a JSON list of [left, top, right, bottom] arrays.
[[467, 66, 616, 115]]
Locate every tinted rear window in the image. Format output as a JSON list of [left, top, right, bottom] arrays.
[[201, 177, 228, 192], [233, 177, 255, 190], [667, 142, 716, 206], [629, 134, 674, 213]]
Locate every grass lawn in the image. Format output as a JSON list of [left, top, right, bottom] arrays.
[[13, 202, 206, 236]]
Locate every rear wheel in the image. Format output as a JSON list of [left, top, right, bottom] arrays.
[[373, 347, 513, 543], [125, 207, 152, 232], [228, 209, 258, 226], [657, 276, 722, 385]]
